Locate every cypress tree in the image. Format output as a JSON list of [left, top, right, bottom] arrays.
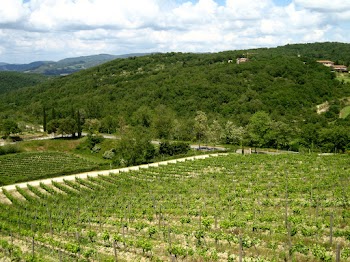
[[77, 110, 82, 138], [43, 106, 47, 132]]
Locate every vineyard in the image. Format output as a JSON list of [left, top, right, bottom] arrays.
[[0, 152, 99, 186], [0, 153, 349, 261]]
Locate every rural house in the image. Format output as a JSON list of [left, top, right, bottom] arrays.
[[317, 60, 334, 67], [332, 65, 349, 73]]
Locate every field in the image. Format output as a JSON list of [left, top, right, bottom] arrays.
[[340, 105, 350, 119], [0, 151, 99, 186], [0, 153, 349, 261], [337, 73, 350, 84]]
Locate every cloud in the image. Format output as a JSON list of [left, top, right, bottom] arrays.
[[294, 0, 350, 13], [0, 0, 349, 63], [0, 0, 27, 25]]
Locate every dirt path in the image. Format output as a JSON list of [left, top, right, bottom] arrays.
[[0, 153, 227, 192]]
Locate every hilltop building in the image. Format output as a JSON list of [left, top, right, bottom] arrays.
[[332, 65, 348, 73], [236, 57, 249, 64], [317, 60, 348, 73], [317, 60, 334, 67]]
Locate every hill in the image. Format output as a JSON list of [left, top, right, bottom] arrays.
[[1, 42, 350, 152], [0, 71, 50, 95], [0, 53, 151, 76]]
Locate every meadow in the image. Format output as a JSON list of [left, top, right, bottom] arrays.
[[0, 153, 349, 261]]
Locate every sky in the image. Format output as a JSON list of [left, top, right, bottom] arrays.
[[0, 0, 350, 63]]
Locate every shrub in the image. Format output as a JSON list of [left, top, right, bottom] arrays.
[[0, 144, 21, 155], [159, 141, 190, 156], [103, 149, 115, 159]]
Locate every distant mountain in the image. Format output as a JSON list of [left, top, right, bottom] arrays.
[[0, 53, 149, 75], [0, 61, 52, 72]]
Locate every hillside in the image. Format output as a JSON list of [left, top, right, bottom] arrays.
[[1, 42, 350, 151], [2, 43, 349, 118], [0, 71, 50, 95]]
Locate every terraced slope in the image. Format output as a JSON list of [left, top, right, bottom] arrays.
[[0, 153, 349, 261]]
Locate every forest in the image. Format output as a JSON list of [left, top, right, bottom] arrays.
[[1, 42, 350, 153]]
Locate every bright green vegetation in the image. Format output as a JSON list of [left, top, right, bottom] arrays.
[[337, 74, 350, 84], [340, 105, 350, 119], [0, 151, 98, 186], [0, 154, 349, 261]]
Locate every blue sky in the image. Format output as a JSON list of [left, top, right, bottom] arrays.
[[0, 0, 349, 63]]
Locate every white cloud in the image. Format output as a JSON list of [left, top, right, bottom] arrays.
[[0, 0, 27, 24], [294, 0, 350, 13], [0, 0, 349, 63]]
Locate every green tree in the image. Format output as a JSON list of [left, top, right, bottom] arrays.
[[265, 120, 293, 149], [76, 110, 82, 138], [153, 105, 174, 139], [43, 106, 47, 132], [194, 111, 208, 148], [84, 119, 101, 135], [247, 111, 272, 149], [100, 115, 117, 134], [319, 126, 349, 153], [47, 119, 60, 135], [132, 106, 153, 128], [57, 117, 77, 137], [114, 128, 155, 166], [0, 120, 21, 137], [207, 120, 223, 146], [224, 120, 245, 145]]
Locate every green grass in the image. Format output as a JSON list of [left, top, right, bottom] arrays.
[[336, 73, 350, 83], [19, 137, 82, 153], [0, 151, 99, 186], [340, 105, 350, 118], [0, 153, 349, 261]]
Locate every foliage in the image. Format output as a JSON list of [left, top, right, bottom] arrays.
[[0, 71, 49, 95], [0, 119, 21, 137], [0, 144, 21, 156], [158, 141, 190, 156], [113, 129, 156, 166], [2, 43, 350, 149], [194, 111, 208, 147]]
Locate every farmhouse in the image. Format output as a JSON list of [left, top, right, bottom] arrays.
[[332, 65, 349, 73], [317, 60, 334, 67], [317, 60, 348, 73], [236, 57, 249, 64]]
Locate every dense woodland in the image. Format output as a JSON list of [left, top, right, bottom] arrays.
[[0, 72, 50, 95], [1, 42, 350, 153]]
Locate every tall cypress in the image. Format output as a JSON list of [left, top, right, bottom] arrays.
[[77, 110, 82, 138], [43, 106, 47, 132]]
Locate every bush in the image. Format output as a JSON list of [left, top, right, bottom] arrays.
[[159, 141, 190, 156], [0, 144, 21, 155], [103, 149, 115, 159], [76, 134, 104, 151]]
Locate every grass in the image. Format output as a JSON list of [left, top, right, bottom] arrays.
[[340, 105, 350, 118], [19, 137, 82, 152], [336, 73, 350, 83]]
